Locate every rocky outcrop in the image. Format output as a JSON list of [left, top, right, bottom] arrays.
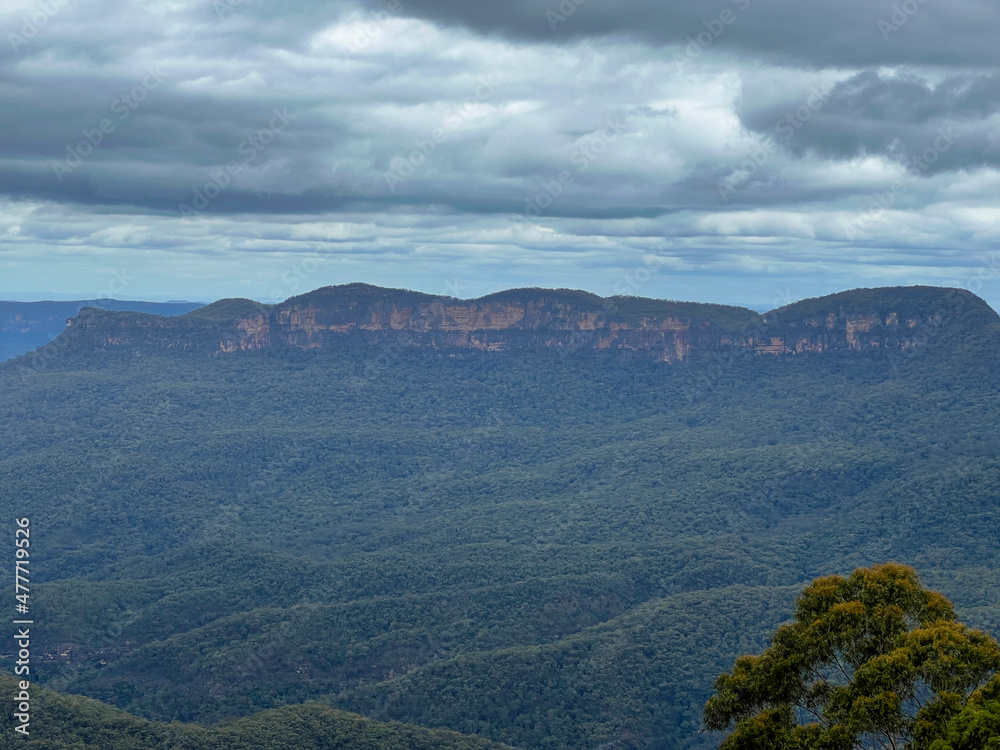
[[59, 284, 998, 362]]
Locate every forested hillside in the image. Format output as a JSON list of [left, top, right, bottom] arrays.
[[0, 673, 510, 750], [0, 299, 203, 361], [1, 285, 999, 749]]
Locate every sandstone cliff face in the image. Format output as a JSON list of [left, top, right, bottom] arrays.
[[61, 284, 997, 362], [262, 294, 728, 361]]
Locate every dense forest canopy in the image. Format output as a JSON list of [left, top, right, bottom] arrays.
[[2, 285, 1000, 749], [0, 673, 511, 750]]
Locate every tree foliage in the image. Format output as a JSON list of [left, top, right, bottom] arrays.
[[929, 676, 1000, 750], [0, 672, 511, 750], [705, 564, 1000, 749]]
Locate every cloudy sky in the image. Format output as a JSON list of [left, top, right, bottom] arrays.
[[1, 0, 999, 309]]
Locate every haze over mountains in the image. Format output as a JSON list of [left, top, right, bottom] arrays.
[[0, 299, 203, 362], [2, 283, 1000, 749]]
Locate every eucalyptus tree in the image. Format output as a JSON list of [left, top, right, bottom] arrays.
[[705, 564, 1000, 750]]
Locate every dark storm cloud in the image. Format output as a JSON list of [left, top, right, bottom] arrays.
[[737, 71, 1000, 174], [2, 0, 999, 306], [390, 0, 999, 68], [1, 0, 994, 221], [0, 11, 668, 221]]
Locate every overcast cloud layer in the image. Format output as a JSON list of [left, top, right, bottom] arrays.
[[1, 0, 999, 308]]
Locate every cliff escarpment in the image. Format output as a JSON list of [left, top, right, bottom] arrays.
[[57, 284, 998, 362]]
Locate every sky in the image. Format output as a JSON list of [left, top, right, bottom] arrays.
[[1, 0, 999, 310]]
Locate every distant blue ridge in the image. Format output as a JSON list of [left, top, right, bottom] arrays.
[[0, 299, 204, 361]]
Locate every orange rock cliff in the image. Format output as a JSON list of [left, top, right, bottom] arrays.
[[59, 283, 997, 363]]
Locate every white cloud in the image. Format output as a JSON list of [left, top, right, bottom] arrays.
[[0, 0, 998, 310]]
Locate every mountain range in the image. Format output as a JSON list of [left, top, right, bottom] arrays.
[[3, 283, 1000, 749], [51, 283, 996, 362]]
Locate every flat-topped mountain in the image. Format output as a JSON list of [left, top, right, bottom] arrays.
[[48, 284, 999, 362]]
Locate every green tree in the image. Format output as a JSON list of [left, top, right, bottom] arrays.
[[704, 563, 1000, 750], [931, 677, 1000, 750]]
